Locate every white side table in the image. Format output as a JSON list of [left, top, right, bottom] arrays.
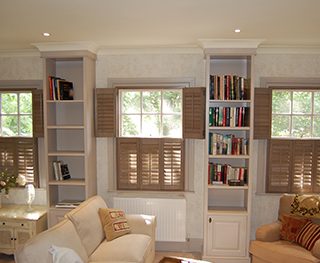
[[0, 205, 47, 255]]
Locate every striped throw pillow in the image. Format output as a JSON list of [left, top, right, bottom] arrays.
[[296, 221, 320, 250]]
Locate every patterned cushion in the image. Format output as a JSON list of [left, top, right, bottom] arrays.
[[98, 208, 131, 241], [291, 194, 320, 217], [296, 221, 320, 250], [280, 214, 310, 242]]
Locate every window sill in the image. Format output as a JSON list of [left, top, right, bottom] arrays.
[[107, 190, 190, 199]]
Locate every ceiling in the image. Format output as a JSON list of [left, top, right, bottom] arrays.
[[1, 0, 320, 52]]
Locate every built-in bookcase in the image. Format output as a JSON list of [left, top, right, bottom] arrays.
[[41, 51, 97, 227], [203, 50, 255, 263]]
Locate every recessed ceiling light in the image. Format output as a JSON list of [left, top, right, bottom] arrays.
[[234, 29, 241, 33], [43, 32, 50, 37]]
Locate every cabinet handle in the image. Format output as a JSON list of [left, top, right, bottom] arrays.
[[2, 222, 5, 225], [21, 223, 24, 226], [14, 238, 17, 241], [209, 218, 212, 223], [10, 238, 13, 240]]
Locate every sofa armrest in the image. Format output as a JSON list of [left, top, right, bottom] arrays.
[[312, 239, 320, 259], [126, 214, 156, 239], [256, 221, 281, 242]]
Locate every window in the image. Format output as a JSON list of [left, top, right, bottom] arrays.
[[119, 89, 182, 138], [118, 88, 184, 191], [0, 87, 42, 186], [254, 86, 320, 194], [94, 85, 205, 192], [272, 90, 320, 138], [0, 91, 33, 137]]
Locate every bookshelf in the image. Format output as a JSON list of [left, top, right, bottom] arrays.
[[202, 49, 256, 263], [41, 50, 97, 227]]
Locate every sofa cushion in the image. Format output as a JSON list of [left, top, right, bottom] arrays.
[[99, 208, 131, 241], [249, 240, 319, 263], [14, 219, 88, 263], [89, 234, 152, 263], [291, 195, 320, 217], [280, 214, 310, 242], [296, 222, 320, 251], [65, 196, 108, 256]]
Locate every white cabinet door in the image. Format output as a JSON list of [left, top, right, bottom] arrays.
[[0, 227, 14, 249], [206, 214, 247, 257]]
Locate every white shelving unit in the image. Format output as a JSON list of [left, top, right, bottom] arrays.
[[40, 50, 97, 227], [202, 47, 256, 263]]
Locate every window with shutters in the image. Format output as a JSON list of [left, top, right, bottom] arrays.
[[255, 85, 320, 193], [117, 88, 184, 191], [0, 89, 41, 186]]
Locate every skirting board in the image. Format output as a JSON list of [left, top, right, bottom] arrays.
[[156, 238, 202, 253]]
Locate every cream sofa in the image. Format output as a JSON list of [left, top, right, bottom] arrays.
[[250, 194, 320, 263], [14, 195, 156, 263]]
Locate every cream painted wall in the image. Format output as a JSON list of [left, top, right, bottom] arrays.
[[251, 52, 320, 239], [1, 50, 320, 242], [0, 55, 47, 205], [95, 51, 206, 240]]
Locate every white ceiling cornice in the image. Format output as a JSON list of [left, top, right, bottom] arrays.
[[32, 41, 98, 54], [198, 39, 264, 49], [97, 45, 203, 55]]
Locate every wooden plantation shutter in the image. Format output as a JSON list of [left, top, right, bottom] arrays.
[[162, 138, 184, 190], [0, 138, 38, 186], [291, 140, 313, 193], [32, 89, 44, 137], [140, 139, 161, 190], [254, 87, 271, 139], [313, 140, 320, 192], [183, 87, 205, 139], [95, 88, 116, 137], [117, 138, 139, 190], [117, 138, 184, 191], [267, 139, 292, 193]]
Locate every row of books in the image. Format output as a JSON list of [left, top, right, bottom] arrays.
[[209, 107, 249, 127], [208, 133, 249, 156], [209, 75, 249, 100], [53, 161, 71, 181], [48, 76, 74, 100], [208, 163, 247, 186]]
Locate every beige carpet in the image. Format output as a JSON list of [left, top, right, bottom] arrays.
[[0, 252, 201, 263]]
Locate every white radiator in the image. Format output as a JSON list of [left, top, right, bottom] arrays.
[[113, 197, 186, 242]]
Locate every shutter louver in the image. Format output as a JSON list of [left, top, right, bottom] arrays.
[[140, 139, 161, 190], [95, 88, 116, 137], [313, 141, 320, 192], [183, 87, 205, 139], [267, 139, 292, 193], [162, 139, 184, 190], [17, 138, 38, 185], [0, 138, 38, 186], [292, 140, 313, 193], [254, 88, 271, 139], [0, 139, 16, 177], [117, 138, 139, 190], [32, 89, 44, 137]]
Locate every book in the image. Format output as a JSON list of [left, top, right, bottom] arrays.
[[61, 164, 71, 180], [59, 80, 74, 100], [53, 161, 62, 180]]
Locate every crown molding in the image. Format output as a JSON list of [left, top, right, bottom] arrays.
[[257, 44, 320, 54], [0, 49, 40, 57], [198, 39, 264, 49], [97, 45, 203, 55], [32, 41, 98, 54]]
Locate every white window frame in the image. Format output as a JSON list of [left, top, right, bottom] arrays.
[[118, 88, 183, 138], [0, 91, 33, 137], [272, 89, 320, 139]]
